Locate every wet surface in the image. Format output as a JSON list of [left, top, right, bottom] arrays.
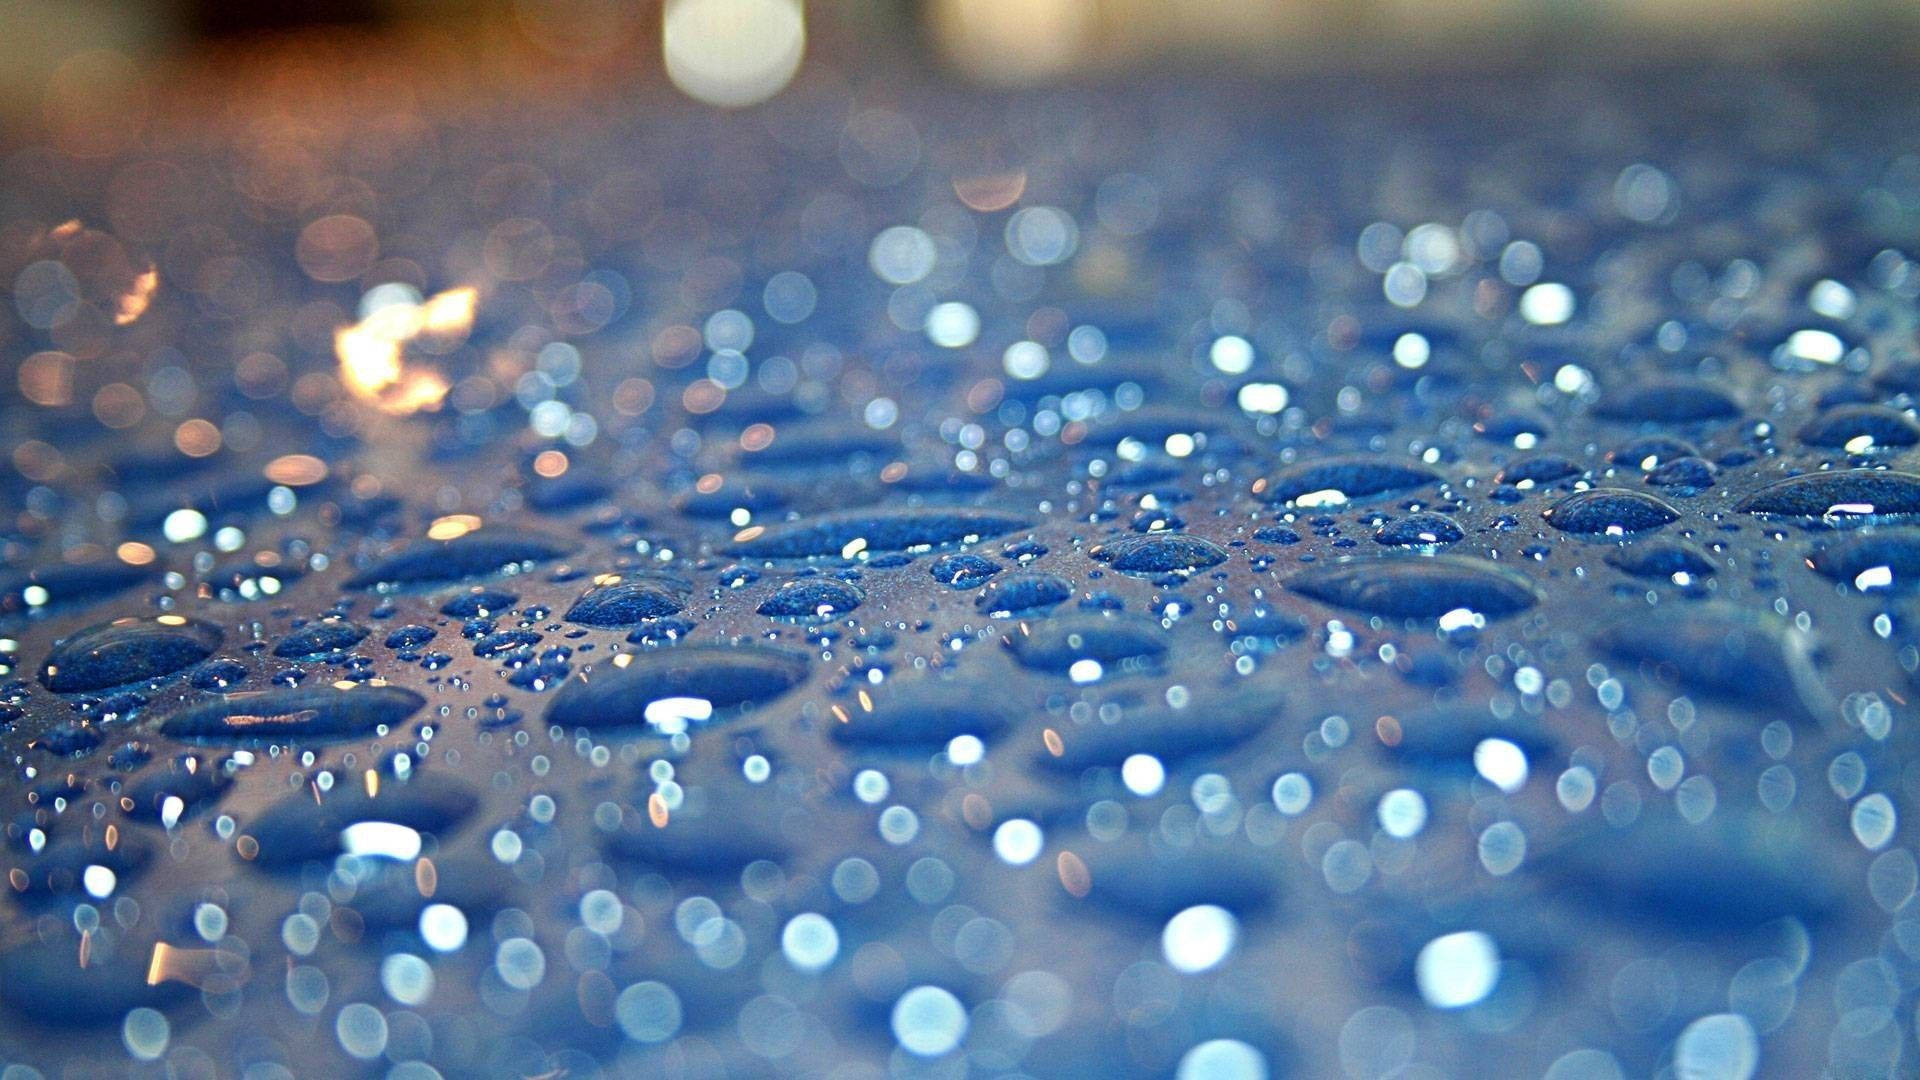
[[1, 51, 1919, 1079]]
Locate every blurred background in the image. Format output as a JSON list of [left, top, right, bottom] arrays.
[[3, 0, 1918, 131]]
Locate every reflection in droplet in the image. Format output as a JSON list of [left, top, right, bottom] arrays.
[[1416, 930, 1500, 1008]]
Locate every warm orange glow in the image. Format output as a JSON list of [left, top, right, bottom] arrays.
[[953, 170, 1027, 211], [264, 454, 328, 487], [334, 286, 476, 415], [931, 0, 1093, 85], [174, 419, 222, 457], [18, 352, 72, 407], [648, 792, 670, 828], [739, 423, 775, 452], [114, 265, 158, 325], [146, 942, 244, 989], [116, 541, 156, 565], [427, 514, 483, 540], [418, 286, 479, 336], [532, 450, 570, 477], [1057, 850, 1091, 897]]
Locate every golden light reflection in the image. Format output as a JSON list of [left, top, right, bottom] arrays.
[[146, 942, 248, 990], [931, 0, 1093, 85], [174, 419, 222, 457], [114, 265, 158, 325], [264, 454, 328, 487], [334, 286, 476, 415], [427, 514, 484, 541], [116, 541, 155, 565]]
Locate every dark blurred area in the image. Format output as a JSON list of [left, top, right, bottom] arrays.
[[186, 0, 388, 38], [4, 0, 1918, 126]]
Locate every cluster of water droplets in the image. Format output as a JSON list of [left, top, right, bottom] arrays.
[[0, 51, 1918, 1080]]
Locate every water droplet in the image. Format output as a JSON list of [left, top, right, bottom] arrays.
[[346, 532, 573, 590], [1603, 539, 1717, 579], [1286, 555, 1540, 619], [1089, 532, 1228, 572], [159, 683, 426, 741], [1735, 469, 1920, 525], [546, 645, 808, 731], [1592, 605, 1824, 717], [1542, 488, 1680, 535], [757, 578, 864, 618], [1374, 513, 1464, 547], [1005, 614, 1168, 670], [1806, 532, 1920, 592], [1592, 379, 1742, 423], [271, 618, 368, 659], [929, 552, 1001, 588], [39, 616, 223, 692], [1253, 456, 1442, 506], [1798, 404, 1920, 449], [976, 571, 1074, 615], [727, 507, 1028, 558], [555, 577, 684, 626]]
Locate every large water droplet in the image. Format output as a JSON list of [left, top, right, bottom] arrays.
[[830, 682, 1013, 749], [1592, 379, 1742, 423], [565, 576, 686, 626], [346, 532, 573, 590], [726, 508, 1028, 558], [1592, 605, 1824, 717], [1798, 404, 1920, 449], [1806, 532, 1920, 592], [976, 572, 1074, 616], [1542, 489, 1680, 535], [1736, 469, 1920, 526], [758, 578, 864, 618], [1253, 456, 1442, 506], [158, 684, 427, 741], [244, 773, 479, 868], [39, 616, 223, 693], [545, 645, 808, 731], [1089, 532, 1228, 572], [1005, 614, 1168, 670], [1286, 556, 1540, 619], [272, 618, 369, 659]]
